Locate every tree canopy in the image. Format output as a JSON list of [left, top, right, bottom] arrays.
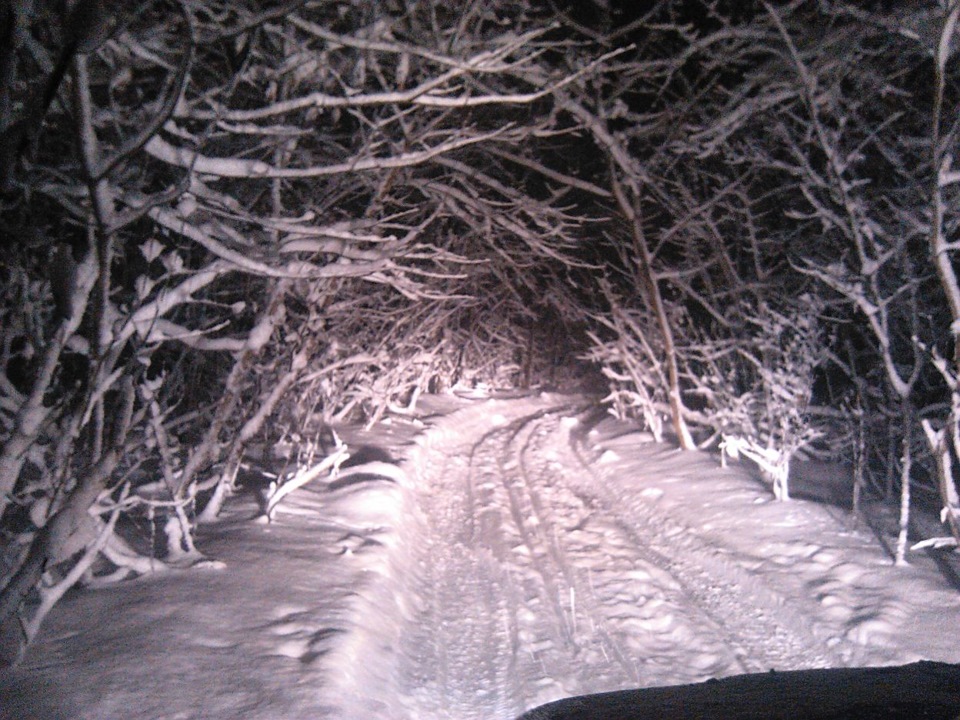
[[2, 0, 959, 664]]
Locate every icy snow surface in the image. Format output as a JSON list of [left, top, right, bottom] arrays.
[[2, 392, 960, 719]]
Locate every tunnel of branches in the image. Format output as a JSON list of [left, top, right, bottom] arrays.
[[2, 0, 960, 661]]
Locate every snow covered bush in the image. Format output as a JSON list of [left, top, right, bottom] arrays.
[[705, 299, 827, 500], [586, 290, 667, 442]]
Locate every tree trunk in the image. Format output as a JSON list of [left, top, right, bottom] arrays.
[[927, 3, 960, 549], [0, 379, 134, 666], [609, 168, 695, 449]]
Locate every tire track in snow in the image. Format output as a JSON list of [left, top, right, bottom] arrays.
[[487, 414, 644, 689], [394, 398, 755, 718], [382, 399, 601, 718], [484, 409, 752, 693], [332, 397, 861, 719], [390, 408, 536, 720], [563, 414, 872, 672]]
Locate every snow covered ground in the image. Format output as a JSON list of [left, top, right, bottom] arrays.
[[2, 392, 959, 720]]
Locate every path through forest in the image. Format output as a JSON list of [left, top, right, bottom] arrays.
[[320, 395, 950, 719], [2, 393, 959, 720]]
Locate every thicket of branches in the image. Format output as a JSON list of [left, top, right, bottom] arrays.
[[569, 1, 960, 561], [0, 0, 599, 663], [1, 0, 959, 664]]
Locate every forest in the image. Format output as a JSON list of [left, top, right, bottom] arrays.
[[1, 0, 959, 665]]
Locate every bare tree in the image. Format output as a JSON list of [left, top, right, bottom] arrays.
[[662, 1, 959, 548], [558, 0, 960, 534], [0, 0, 613, 662], [921, 0, 960, 548]]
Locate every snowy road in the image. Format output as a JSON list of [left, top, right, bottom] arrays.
[[320, 395, 923, 719], [4, 393, 959, 720]]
